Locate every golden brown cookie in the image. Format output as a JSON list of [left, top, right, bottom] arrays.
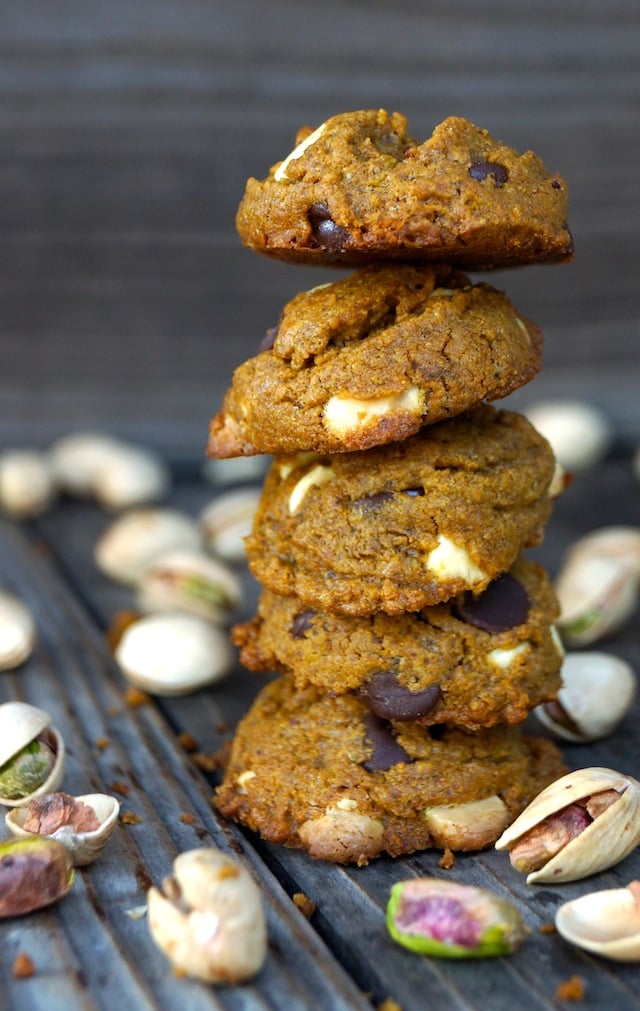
[[207, 264, 543, 458], [233, 558, 564, 729], [236, 111, 572, 269], [245, 406, 555, 615], [215, 676, 566, 864]]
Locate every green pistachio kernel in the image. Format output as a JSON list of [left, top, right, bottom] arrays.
[[0, 738, 56, 799]]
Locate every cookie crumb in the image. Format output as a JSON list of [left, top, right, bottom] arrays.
[[194, 742, 231, 772], [292, 892, 316, 918], [539, 922, 557, 934], [12, 952, 35, 979], [179, 812, 196, 825], [177, 731, 199, 753], [121, 811, 142, 826], [438, 847, 456, 869], [110, 780, 130, 797], [555, 975, 585, 1001], [125, 686, 151, 708], [95, 737, 109, 751], [107, 609, 139, 651], [378, 999, 402, 1011]]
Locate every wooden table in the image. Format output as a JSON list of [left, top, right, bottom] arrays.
[[1, 1, 640, 1007]]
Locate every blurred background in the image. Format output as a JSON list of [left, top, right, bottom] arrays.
[[1, 0, 638, 460]]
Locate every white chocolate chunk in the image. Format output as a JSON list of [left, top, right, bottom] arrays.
[[425, 535, 486, 583], [332, 798, 358, 812], [237, 770, 257, 793], [288, 464, 335, 514], [278, 452, 321, 481], [274, 122, 327, 181], [323, 387, 425, 438], [550, 625, 565, 658], [487, 641, 532, 669]]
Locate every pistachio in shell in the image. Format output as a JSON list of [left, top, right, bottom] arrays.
[[387, 878, 527, 958], [0, 836, 74, 918], [0, 737, 57, 800]]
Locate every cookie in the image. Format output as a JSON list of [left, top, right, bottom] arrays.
[[207, 264, 543, 458], [215, 676, 566, 864], [235, 110, 572, 269], [233, 558, 564, 729], [245, 405, 555, 615]]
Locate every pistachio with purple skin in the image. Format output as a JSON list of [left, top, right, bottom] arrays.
[[387, 878, 527, 958], [0, 836, 74, 917]]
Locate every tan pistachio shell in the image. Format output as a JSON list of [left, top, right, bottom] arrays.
[[5, 792, 120, 865], [0, 593, 37, 671], [555, 882, 640, 961], [495, 767, 640, 884], [0, 701, 65, 807]]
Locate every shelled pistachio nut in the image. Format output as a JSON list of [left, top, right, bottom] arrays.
[[200, 487, 262, 562], [5, 791, 120, 866], [0, 701, 65, 807], [0, 836, 74, 918], [0, 450, 56, 519], [555, 548, 638, 647], [136, 549, 241, 623], [523, 399, 613, 472], [495, 768, 640, 884], [147, 847, 267, 983], [535, 652, 636, 742], [0, 592, 36, 671], [387, 878, 528, 958], [114, 612, 233, 695], [95, 508, 202, 585], [555, 881, 640, 961]]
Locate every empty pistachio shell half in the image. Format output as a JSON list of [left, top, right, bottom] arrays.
[[136, 549, 241, 622], [0, 701, 65, 807], [5, 791, 120, 866], [495, 767, 640, 884], [524, 399, 613, 472], [555, 881, 640, 961], [95, 508, 202, 585], [0, 836, 74, 917], [92, 445, 170, 511], [200, 488, 262, 562], [147, 847, 267, 983], [387, 878, 528, 958], [115, 612, 233, 695], [0, 591, 36, 671], [0, 450, 56, 519], [535, 652, 636, 742], [48, 431, 126, 496]]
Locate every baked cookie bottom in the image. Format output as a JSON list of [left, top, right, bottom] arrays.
[[215, 677, 566, 865]]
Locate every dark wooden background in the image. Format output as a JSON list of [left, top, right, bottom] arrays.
[[1, 0, 639, 457]]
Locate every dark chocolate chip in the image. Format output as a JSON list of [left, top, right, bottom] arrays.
[[352, 490, 394, 511], [258, 326, 277, 353], [551, 179, 561, 190], [361, 672, 441, 722], [402, 486, 424, 497], [308, 202, 351, 252], [362, 712, 412, 772], [454, 573, 531, 633], [290, 609, 316, 639], [469, 160, 509, 187]]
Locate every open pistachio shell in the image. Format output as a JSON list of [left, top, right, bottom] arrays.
[[534, 652, 636, 742], [495, 767, 640, 884], [0, 701, 65, 807], [0, 592, 36, 671], [5, 792, 120, 866], [555, 882, 640, 961]]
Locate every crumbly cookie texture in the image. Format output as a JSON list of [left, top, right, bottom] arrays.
[[232, 558, 563, 729], [207, 264, 543, 458], [245, 405, 556, 615], [236, 110, 572, 268], [214, 676, 566, 864]]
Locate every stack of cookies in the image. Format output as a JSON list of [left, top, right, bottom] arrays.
[[209, 111, 572, 864]]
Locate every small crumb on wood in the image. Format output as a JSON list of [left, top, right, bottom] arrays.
[[193, 743, 230, 772], [12, 952, 35, 979], [179, 812, 196, 825], [378, 999, 402, 1011], [293, 892, 316, 918], [539, 922, 557, 934], [121, 811, 142, 826], [95, 737, 109, 751], [555, 975, 585, 1001], [438, 847, 456, 869], [177, 731, 199, 752], [107, 610, 140, 651], [125, 686, 151, 708], [110, 780, 130, 796]]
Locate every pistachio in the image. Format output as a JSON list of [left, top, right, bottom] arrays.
[[523, 399, 613, 472], [92, 444, 170, 510], [136, 549, 241, 623], [387, 878, 528, 958], [114, 612, 233, 695], [48, 431, 126, 496], [0, 738, 56, 800], [534, 652, 636, 742], [0, 836, 74, 918], [5, 791, 120, 866], [0, 450, 56, 518], [200, 487, 262, 562], [95, 508, 201, 585], [147, 847, 267, 983], [202, 455, 268, 486], [0, 591, 36, 671], [555, 881, 640, 962], [0, 701, 66, 808], [298, 809, 385, 865], [425, 796, 510, 851], [496, 768, 640, 883]]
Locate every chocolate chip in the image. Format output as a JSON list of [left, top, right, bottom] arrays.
[[352, 490, 394, 511], [258, 326, 277, 352], [308, 202, 351, 252], [551, 179, 561, 190], [290, 609, 316, 639], [469, 160, 509, 187], [361, 672, 441, 722], [454, 573, 531, 633], [362, 712, 412, 772]]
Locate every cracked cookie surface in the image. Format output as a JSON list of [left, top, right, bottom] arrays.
[[245, 405, 556, 615], [207, 263, 543, 457], [233, 558, 563, 729], [236, 110, 572, 269], [215, 676, 566, 863]]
